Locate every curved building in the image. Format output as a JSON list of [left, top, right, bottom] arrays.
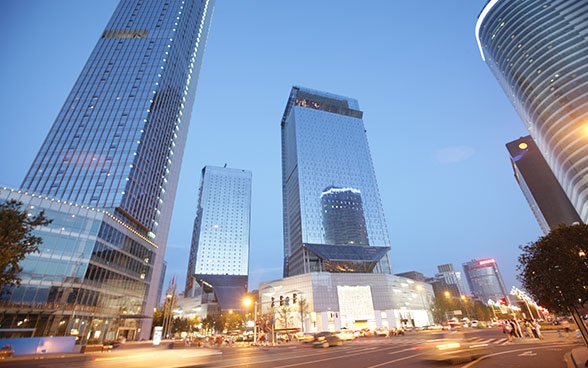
[[476, 1, 588, 221]]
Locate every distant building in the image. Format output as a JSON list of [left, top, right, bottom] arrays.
[[185, 166, 252, 317], [281, 86, 392, 277], [436, 264, 469, 297], [506, 136, 581, 234], [477, 0, 588, 221], [462, 259, 509, 305], [0, 0, 215, 342], [395, 271, 426, 283]]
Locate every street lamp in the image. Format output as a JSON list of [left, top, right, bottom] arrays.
[[243, 297, 258, 344], [444, 291, 452, 323], [460, 295, 471, 320], [163, 293, 174, 339]]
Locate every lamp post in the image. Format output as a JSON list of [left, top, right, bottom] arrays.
[[444, 291, 451, 323], [243, 297, 258, 344], [163, 293, 174, 339]]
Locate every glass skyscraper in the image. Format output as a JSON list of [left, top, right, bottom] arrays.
[[506, 136, 581, 233], [2, 0, 215, 341], [462, 259, 509, 305], [185, 166, 251, 315], [476, 0, 588, 222], [281, 86, 392, 277]]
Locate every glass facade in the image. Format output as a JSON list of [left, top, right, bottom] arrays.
[[185, 166, 251, 311], [0, 188, 155, 342], [476, 0, 588, 221], [281, 86, 392, 277], [462, 259, 509, 305], [4, 0, 215, 341]]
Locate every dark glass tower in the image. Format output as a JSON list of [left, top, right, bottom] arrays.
[[462, 259, 509, 305], [476, 0, 588, 222], [281, 86, 392, 277], [3, 0, 215, 341], [506, 135, 581, 233]]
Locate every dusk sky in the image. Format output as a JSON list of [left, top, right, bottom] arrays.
[[0, 1, 544, 296]]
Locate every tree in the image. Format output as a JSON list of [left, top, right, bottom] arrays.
[[0, 199, 52, 291], [518, 223, 588, 346], [297, 297, 310, 332]]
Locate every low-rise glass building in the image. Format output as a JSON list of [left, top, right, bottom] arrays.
[[0, 187, 157, 343]]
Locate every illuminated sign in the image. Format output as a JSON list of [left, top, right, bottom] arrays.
[[478, 259, 496, 265]]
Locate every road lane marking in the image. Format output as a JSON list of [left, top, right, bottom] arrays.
[[460, 342, 576, 368], [365, 354, 422, 367]]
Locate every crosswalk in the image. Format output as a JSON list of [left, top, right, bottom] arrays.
[[354, 336, 511, 346]]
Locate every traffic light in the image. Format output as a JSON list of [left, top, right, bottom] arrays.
[[271, 297, 275, 308], [293, 293, 297, 304], [279, 295, 284, 306], [285, 296, 290, 306]]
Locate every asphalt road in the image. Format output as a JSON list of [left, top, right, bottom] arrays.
[[0, 329, 581, 368]]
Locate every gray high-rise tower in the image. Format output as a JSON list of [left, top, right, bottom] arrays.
[[281, 86, 392, 277], [1, 0, 214, 341]]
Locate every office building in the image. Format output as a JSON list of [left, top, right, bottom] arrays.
[[435, 264, 469, 297], [1, 0, 215, 341], [476, 0, 588, 222], [185, 166, 252, 316], [462, 259, 509, 305], [280, 86, 392, 277], [506, 136, 581, 233]]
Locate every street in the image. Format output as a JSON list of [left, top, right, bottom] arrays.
[[0, 329, 580, 368]]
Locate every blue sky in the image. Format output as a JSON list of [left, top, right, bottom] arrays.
[[0, 1, 543, 295]]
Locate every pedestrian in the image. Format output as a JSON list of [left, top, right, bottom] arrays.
[[533, 320, 543, 340], [524, 319, 534, 338], [503, 320, 513, 342]]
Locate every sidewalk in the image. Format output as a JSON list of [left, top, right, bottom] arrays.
[[541, 329, 588, 368]]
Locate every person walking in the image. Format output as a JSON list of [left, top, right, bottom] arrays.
[[533, 320, 543, 340], [503, 320, 514, 342]]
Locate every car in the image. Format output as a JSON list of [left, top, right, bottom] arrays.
[[312, 332, 342, 348], [335, 329, 356, 341], [374, 327, 389, 337], [0, 345, 13, 359], [416, 331, 491, 365], [296, 332, 315, 343]]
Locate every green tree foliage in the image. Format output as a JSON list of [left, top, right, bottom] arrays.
[[471, 300, 493, 322], [428, 297, 447, 324], [518, 223, 588, 314], [0, 199, 52, 291], [152, 308, 164, 328]]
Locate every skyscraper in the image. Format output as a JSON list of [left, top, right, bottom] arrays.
[[1, 0, 215, 341], [476, 0, 588, 222], [462, 259, 509, 305], [506, 136, 581, 233], [436, 263, 469, 297], [185, 166, 251, 315], [281, 86, 392, 277]]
